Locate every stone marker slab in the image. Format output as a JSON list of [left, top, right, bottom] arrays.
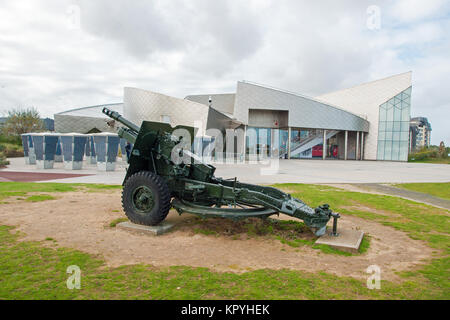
[[117, 221, 174, 236], [315, 229, 364, 253]]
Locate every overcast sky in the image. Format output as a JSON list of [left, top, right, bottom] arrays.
[[0, 0, 449, 144]]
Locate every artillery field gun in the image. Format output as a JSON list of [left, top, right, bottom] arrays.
[[103, 108, 340, 237]]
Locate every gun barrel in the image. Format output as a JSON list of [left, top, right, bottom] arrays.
[[102, 107, 140, 133]]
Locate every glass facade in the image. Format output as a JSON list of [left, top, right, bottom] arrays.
[[246, 127, 271, 158], [377, 87, 411, 161], [290, 128, 339, 159], [325, 134, 339, 159], [291, 129, 323, 159], [246, 127, 289, 159], [245, 127, 342, 160]]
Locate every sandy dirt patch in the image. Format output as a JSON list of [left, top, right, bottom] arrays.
[[0, 190, 433, 281]]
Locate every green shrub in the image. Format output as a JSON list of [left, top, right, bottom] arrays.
[[0, 153, 9, 167], [0, 134, 22, 145], [0, 141, 24, 158], [4, 148, 24, 158], [408, 146, 446, 161]]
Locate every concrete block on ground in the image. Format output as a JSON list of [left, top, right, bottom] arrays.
[[30, 134, 44, 168], [60, 135, 73, 169], [20, 134, 30, 164], [73, 135, 87, 170], [60, 134, 87, 170], [119, 138, 129, 162], [89, 136, 97, 164], [117, 221, 175, 236], [93, 133, 119, 171], [315, 228, 364, 253], [55, 137, 63, 162], [33, 133, 59, 169], [28, 134, 36, 165], [84, 135, 91, 158]]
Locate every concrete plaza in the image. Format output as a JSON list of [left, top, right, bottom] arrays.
[[1, 157, 449, 185]]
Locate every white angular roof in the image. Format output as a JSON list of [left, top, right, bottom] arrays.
[[56, 103, 123, 118], [316, 72, 412, 118]]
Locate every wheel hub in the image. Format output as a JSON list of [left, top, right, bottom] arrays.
[[132, 186, 155, 213]]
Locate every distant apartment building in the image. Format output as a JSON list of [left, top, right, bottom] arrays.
[[409, 117, 432, 151]]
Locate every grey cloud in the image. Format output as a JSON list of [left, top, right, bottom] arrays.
[[77, 0, 265, 64], [0, 0, 449, 144], [78, 1, 182, 58]]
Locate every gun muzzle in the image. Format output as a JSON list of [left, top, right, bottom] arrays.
[[102, 107, 140, 133]]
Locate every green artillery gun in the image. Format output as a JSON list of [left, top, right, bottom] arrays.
[[103, 107, 340, 236]]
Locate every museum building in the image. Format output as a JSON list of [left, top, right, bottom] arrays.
[[54, 72, 413, 161]]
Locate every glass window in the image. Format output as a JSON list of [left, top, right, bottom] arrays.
[[246, 127, 258, 157], [400, 131, 409, 141], [258, 128, 270, 157], [404, 87, 412, 96], [385, 131, 393, 140], [394, 107, 402, 121], [379, 108, 387, 121], [386, 122, 393, 131], [401, 121, 410, 131], [401, 98, 409, 108], [384, 141, 392, 160], [393, 132, 400, 141], [290, 128, 325, 159], [401, 106, 410, 121], [386, 106, 394, 121], [388, 98, 395, 107], [377, 87, 412, 160], [403, 96, 411, 106], [279, 129, 289, 158], [392, 141, 400, 160], [377, 141, 385, 159], [399, 142, 409, 161], [326, 133, 339, 159]]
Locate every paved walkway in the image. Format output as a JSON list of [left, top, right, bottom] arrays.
[[0, 171, 93, 182], [2, 157, 449, 209], [356, 183, 450, 210], [213, 159, 450, 184], [2, 157, 450, 185]]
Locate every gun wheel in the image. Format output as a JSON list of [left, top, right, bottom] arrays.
[[122, 171, 171, 226]]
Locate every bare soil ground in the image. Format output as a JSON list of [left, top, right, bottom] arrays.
[[0, 190, 433, 281]]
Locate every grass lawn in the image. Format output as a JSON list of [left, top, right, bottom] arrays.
[[392, 183, 450, 201], [0, 182, 121, 202], [0, 182, 449, 299]]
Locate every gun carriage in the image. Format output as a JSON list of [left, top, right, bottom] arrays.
[[103, 107, 340, 237]]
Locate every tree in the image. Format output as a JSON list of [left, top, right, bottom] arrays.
[[2, 107, 46, 136], [438, 141, 447, 158]]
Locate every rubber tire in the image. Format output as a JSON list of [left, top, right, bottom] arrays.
[[122, 171, 171, 226]]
